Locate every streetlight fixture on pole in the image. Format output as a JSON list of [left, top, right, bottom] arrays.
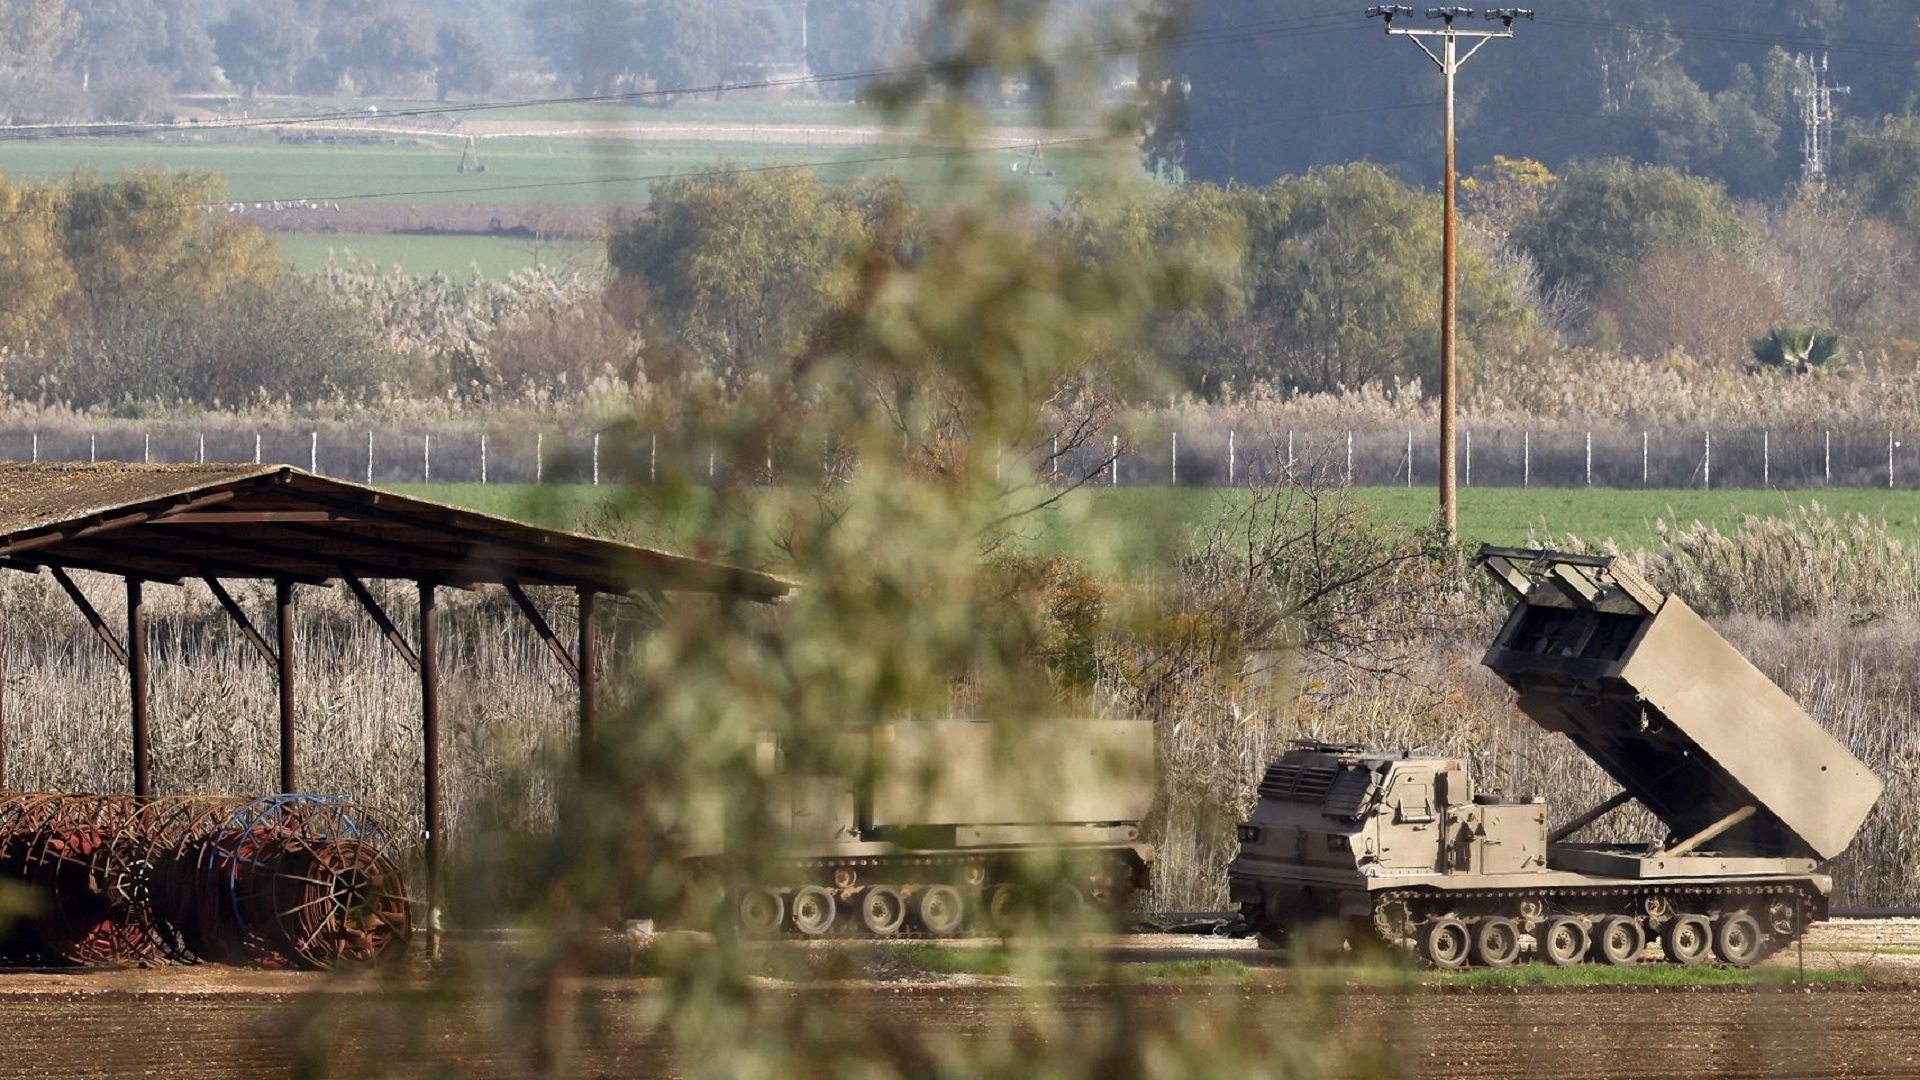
[[1366, 5, 1530, 539]]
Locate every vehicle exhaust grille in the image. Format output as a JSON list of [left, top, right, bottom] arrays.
[[1259, 762, 1340, 801]]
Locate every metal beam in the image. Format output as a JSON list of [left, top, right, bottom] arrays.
[[1664, 805, 1758, 858], [578, 588, 598, 770], [1548, 789, 1635, 844], [420, 580, 441, 953], [342, 575, 421, 674], [504, 580, 578, 681], [278, 579, 297, 794], [128, 577, 150, 799], [205, 577, 277, 666], [50, 567, 129, 668]]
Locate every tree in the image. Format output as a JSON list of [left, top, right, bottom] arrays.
[[607, 169, 873, 382], [0, 176, 76, 349], [1514, 158, 1747, 303], [58, 169, 284, 320], [434, 21, 497, 100], [211, 0, 310, 97], [0, 0, 77, 69]]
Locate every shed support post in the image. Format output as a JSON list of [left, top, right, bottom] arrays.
[[128, 578, 150, 799], [277, 579, 297, 794], [419, 581, 441, 952], [578, 588, 597, 770]]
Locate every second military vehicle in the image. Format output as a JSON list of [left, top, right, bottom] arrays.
[[1228, 548, 1882, 968], [701, 718, 1155, 938]]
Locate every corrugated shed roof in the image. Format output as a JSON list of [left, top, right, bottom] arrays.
[[0, 462, 791, 600]]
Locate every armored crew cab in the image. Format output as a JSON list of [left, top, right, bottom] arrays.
[[1228, 548, 1882, 968]]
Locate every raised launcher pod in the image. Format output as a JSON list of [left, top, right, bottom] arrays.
[[1478, 546, 1882, 873]]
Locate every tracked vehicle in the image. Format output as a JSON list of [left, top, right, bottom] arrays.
[[710, 718, 1155, 938], [1228, 547, 1883, 968]]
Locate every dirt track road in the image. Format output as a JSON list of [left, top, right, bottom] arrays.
[[5, 922, 1920, 1079]]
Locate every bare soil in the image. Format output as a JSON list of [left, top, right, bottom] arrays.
[[3, 923, 1918, 1079]]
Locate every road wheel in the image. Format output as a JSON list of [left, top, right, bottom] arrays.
[[1539, 917, 1589, 967], [1712, 911, 1763, 968], [1470, 917, 1522, 968], [915, 885, 966, 937], [987, 884, 1029, 932], [736, 888, 784, 937], [1662, 914, 1712, 966], [790, 885, 837, 937], [1420, 917, 1470, 970], [857, 886, 907, 937], [1592, 916, 1645, 965]]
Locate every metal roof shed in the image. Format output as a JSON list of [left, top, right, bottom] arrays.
[[0, 462, 792, 910]]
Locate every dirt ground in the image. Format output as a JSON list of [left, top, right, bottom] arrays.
[[3, 921, 1919, 1079]]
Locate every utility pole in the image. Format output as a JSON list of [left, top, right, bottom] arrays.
[[1367, 5, 1530, 539], [1795, 54, 1848, 188]]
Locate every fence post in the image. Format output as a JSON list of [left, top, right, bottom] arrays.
[[709, 445, 716, 483], [1346, 431, 1353, 485], [594, 433, 602, 486], [1288, 430, 1296, 475], [480, 432, 488, 485], [1051, 435, 1059, 485], [1825, 430, 1831, 485], [309, 431, 317, 474], [197, 434, 205, 465], [91, 434, 97, 464], [1171, 432, 1178, 487], [1228, 430, 1236, 486], [30, 433, 37, 464], [1704, 431, 1711, 491], [1465, 429, 1471, 487], [144, 432, 151, 465], [1642, 432, 1648, 486], [1763, 431, 1769, 488], [424, 433, 432, 483], [252, 432, 260, 466], [366, 431, 373, 485], [1585, 432, 1592, 487], [651, 434, 658, 485], [1405, 430, 1413, 488], [535, 432, 544, 484], [1890, 430, 1896, 490], [1111, 434, 1119, 487], [1523, 432, 1530, 488]]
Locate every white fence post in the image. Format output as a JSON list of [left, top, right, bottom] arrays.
[[709, 444, 716, 482], [30, 432, 38, 464], [1891, 430, 1897, 490], [1642, 431, 1648, 486], [1405, 430, 1413, 488], [309, 431, 317, 474], [1288, 429, 1295, 475], [1825, 430, 1831, 484], [594, 433, 602, 486], [424, 433, 432, 483], [1523, 432, 1530, 488], [1228, 430, 1236, 486], [1704, 431, 1711, 491], [144, 432, 151, 464], [480, 432, 488, 484], [535, 432, 544, 484], [1346, 430, 1353, 485], [1763, 431, 1770, 487], [252, 432, 260, 465], [1465, 429, 1472, 487], [1171, 432, 1178, 487], [197, 433, 204, 465], [1111, 434, 1119, 487], [651, 434, 657, 485], [366, 431, 374, 485], [1585, 431, 1592, 487], [90, 434, 97, 463]]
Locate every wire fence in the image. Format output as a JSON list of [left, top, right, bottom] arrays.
[[0, 421, 1917, 490]]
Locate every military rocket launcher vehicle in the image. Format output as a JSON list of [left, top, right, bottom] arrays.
[[1228, 547, 1882, 968], [704, 719, 1155, 938]]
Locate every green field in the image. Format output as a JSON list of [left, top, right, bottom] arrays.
[[276, 232, 601, 277], [398, 483, 1920, 570], [0, 131, 1126, 211]]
